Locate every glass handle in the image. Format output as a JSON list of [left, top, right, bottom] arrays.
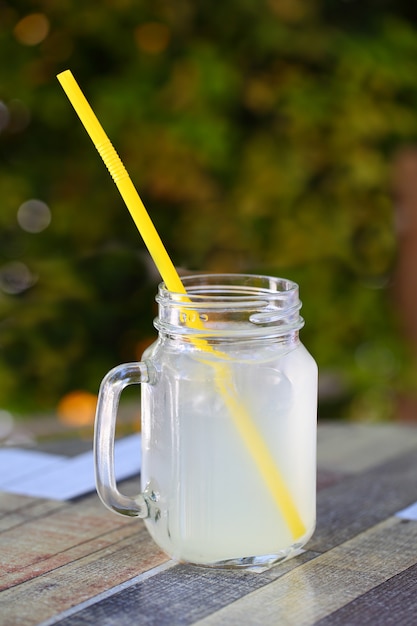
[[94, 362, 149, 518]]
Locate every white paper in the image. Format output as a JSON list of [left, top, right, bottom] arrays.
[[0, 434, 141, 500], [396, 501, 417, 521], [0, 448, 67, 487]]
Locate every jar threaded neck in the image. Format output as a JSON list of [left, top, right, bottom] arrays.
[[154, 273, 304, 339]]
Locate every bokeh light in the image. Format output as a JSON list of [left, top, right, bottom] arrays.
[[134, 22, 170, 54], [13, 13, 50, 46], [57, 391, 98, 427], [17, 199, 51, 233], [0, 2, 415, 422], [0, 261, 36, 295]]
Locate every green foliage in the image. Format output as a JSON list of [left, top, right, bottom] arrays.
[[0, 0, 416, 418]]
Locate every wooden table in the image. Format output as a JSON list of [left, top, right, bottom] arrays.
[[3, 422, 417, 625]]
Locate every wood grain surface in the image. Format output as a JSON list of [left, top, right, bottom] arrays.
[[2, 423, 417, 626]]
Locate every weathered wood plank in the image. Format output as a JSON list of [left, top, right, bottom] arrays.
[[2, 520, 137, 590], [0, 494, 66, 532], [193, 517, 417, 626], [35, 561, 178, 626], [3, 425, 417, 626], [2, 541, 318, 626], [0, 492, 41, 516], [0, 521, 169, 626], [42, 552, 319, 626], [310, 447, 417, 553], [314, 553, 417, 625], [316, 469, 348, 492], [317, 422, 417, 474], [0, 494, 137, 590]]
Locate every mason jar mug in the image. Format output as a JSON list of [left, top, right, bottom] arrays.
[[94, 273, 318, 569]]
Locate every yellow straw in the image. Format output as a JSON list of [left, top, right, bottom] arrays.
[[57, 69, 306, 540], [57, 70, 184, 295]]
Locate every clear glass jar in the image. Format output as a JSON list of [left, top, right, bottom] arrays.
[[94, 273, 318, 569]]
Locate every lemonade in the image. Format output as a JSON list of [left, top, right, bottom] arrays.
[[141, 336, 317, 567], [95, 274, 318, 569]]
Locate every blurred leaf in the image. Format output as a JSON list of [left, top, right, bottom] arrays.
[[0, 0, 415, 419]]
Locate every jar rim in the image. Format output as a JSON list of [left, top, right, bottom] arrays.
[[158, 273, 299, 304]]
